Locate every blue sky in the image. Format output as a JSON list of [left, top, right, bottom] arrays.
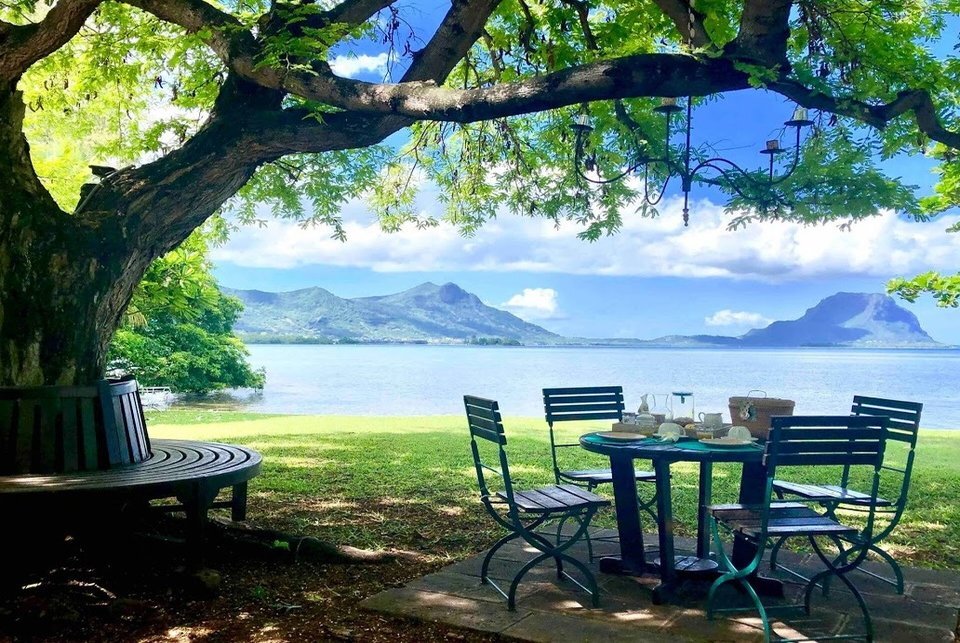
[[213, 11, 960, 344]]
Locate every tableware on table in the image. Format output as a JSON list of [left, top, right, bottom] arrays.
[[652, 413, 667, 426], [698, 412, 724, 430], [635, 412, 657, 429], [727, 425, 752, 440], [612, 421, 656, 434], [595, 431, 648, 441], [699, 436, 758, 447], [656, 422, 683, 442], [694, 424, 718, 440], [622, 412, 638, 425]]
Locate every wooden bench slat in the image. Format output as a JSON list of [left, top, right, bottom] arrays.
[[0, 440, 261, 494], [15, 402, 34, 473], [61, 397, 79, 472], [37, 397, 60, 473], [79, 397, 99, 470]]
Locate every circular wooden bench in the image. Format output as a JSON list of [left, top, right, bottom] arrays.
[[0, 381, 262, 562], [0, 439, 261, 559]]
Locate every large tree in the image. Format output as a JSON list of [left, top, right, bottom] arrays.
[[1, 0, 958, 386]]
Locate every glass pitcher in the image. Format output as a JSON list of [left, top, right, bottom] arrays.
[[671, 391, 695, 422]]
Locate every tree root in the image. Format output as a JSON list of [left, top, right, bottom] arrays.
[[206, 516, 421, 565]]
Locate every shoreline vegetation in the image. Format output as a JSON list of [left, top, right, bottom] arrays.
[[149, 411, 960, 571], [240, 334, 522, 346], [238, 336, 959, 349]]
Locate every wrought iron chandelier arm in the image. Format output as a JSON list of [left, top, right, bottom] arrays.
[[696, 161, 769, 202], [641, 162, 671, 206], [689, 134, 803, 192]]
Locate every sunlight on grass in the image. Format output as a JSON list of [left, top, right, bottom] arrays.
[[147, 411, 960, 570]]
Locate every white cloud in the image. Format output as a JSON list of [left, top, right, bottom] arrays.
[[705, 309, 773, 328], [501, 288, 560, 320], [212, 194, 960, 283], [329, 53, 389, 78]]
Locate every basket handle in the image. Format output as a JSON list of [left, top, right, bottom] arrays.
[[746, 389, 767, 399]]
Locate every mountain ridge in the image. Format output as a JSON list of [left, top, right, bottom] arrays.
[[225, 283, 942, 348], [225, 282, 560, 344]]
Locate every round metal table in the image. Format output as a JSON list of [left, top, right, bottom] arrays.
[[579, 432, 781, 603]]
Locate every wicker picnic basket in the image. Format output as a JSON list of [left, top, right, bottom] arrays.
[[728, 390, 795, 439]]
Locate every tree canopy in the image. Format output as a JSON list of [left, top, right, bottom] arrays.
[[1, 0, 959, 385]]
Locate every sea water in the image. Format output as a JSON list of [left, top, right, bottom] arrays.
[[177, 344, 960, 429]]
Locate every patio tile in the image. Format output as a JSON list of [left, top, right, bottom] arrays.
[[360, 587, 528, 634], [870, 617, 958, 643], [364, 542, 960, 642], [908, 582, 960, 606], [501, 610, 662, 642]]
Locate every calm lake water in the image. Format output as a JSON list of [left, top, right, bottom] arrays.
[[177, 344, 960, 429]]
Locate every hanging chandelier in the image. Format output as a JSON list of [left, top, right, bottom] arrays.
[[571, 98, 814, 226]]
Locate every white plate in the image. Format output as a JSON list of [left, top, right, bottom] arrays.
[[595, 431, 649, 440], [699, 437, 758, 447]]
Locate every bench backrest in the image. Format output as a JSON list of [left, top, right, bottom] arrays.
[[0, 379, 152, 474]]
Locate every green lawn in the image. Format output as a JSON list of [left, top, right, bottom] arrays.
[[148, 411, 960, 570]]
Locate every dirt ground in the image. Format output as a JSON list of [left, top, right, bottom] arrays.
[[0, 511, 505, 643]]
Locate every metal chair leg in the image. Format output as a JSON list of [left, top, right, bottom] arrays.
[[481, 530, 522, 584], [706, 520, 774, 643], [823, 538, 904, 596], [507, 508, 601, 609], [805, 535, 874, 642]]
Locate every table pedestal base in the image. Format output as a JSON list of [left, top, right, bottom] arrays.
[[597, 555, 648, 576], [653, 554, 719, 575]]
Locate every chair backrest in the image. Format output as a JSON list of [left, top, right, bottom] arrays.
[[850, 395, 922, 508], [851, 396, 921, 447], [543, 386, 624, 480], [464, 395, 516, 511], [766, 415, 888, 536]]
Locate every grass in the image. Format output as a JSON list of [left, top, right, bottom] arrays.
[[147, 411, 960, 571]]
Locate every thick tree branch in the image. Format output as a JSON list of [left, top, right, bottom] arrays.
[[0, 0, 103, 81], [727, 0, 792, 66], [258, 0, 501, 156], [247, 54, 750, 122], [81, 0, 501, 261], [651, 0, 712, 49], [771, 80, 960, 149], [264, 0, 396, 35]]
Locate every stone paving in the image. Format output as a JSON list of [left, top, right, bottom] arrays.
[[362, 529, 960, 642]]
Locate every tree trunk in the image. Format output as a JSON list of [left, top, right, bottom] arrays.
[[0, 210, 148, 386], [0, 85, 147, 386]]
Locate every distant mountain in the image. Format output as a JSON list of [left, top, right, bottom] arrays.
[[736, 292, 937, 347], [225, 284, 939, 348], [225, 282, 561, 344], [637, 292, 938, 348]]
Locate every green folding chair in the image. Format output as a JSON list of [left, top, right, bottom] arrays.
[[771, 396, 921, 594], [707, 415, 888, 642], [465, 395, 609, 610], [542, 386, 658, 523]]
